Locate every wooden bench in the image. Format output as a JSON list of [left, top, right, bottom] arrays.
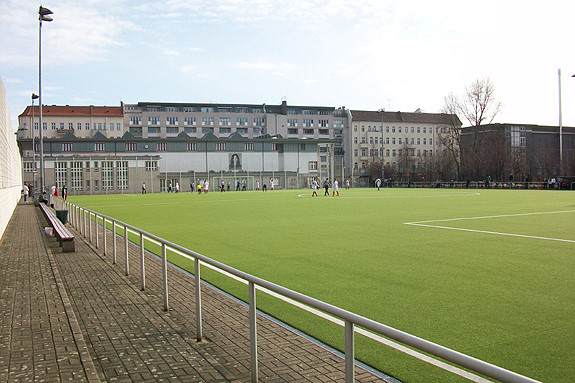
[[39, 203, 75, 253]]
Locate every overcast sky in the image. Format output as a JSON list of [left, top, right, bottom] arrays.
[[1, 0, 575, 130]]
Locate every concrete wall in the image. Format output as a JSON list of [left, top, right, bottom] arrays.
[[0, 75, 23, 240]]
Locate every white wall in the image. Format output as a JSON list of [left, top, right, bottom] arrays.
[[0, 75, 23, 240]]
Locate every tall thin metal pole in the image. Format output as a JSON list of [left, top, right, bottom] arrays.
[[558, 68, 563, 174], [38, 16, 44, 192]]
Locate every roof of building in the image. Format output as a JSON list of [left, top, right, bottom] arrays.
[[459, 123, 575, 132], [19, 105, 123, 118], [350, 110, 461, 125]]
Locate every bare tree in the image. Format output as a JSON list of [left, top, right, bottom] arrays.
[[439, 93, 463, 179], [460, 78, 502, 127], [443, 77, 503, 180]]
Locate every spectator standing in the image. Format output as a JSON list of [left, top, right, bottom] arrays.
[[142, 182, 147, 194], [23, 184, 29, 202]]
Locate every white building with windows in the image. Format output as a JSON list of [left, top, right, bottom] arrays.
[[349, 110, 460, 185]]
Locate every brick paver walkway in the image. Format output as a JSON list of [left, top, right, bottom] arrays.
[[0, 203, 395, 382]]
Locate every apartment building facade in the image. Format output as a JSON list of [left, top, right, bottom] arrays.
[[349, 110, 461, 185]]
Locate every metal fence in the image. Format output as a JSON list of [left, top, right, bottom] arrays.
[[58, 197, 541, 383]]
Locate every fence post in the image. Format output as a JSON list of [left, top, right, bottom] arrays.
[[195, 258, 202, 341], [113, 221, 117, 265], [103, 217, 107, 256], [124, 225, 129, 276], [95, 214, 99, 249], [89, 211, 92, 243], [83, 209, 87, 238], [249, 281, 258, 383], [140, 232, 145, 291], [345, 320, 355, 383], [162, 243, 169, 311]]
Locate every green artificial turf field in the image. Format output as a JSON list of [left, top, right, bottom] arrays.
[[69, 188, 575, 382]]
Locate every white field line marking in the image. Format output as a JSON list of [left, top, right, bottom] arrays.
[[405, 210, 575, 243], [297, 192, 481, 199], [133, 230, 488, 382]]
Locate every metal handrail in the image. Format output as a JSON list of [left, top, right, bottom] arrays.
[[61, 197, 541, 383]]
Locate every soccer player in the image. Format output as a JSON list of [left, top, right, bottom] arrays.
[[375, 178, 381, 191], [323, 178, 330, 196], [142, 182, 146, 194], [204, 180, 209, 194], [332, 179, 339, 196], [311, 178, 318, 197], [345, 179, 350, 190]]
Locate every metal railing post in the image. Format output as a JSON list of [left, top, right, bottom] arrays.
[[124, 225, 129, 276], [103, 217, 107, 256], [162, 243, 169, 311], [95, 214, 99, 249], [89, 211, 92, 243], [83, 209, 87, 237], [249, 281, 258, 383], [345, 320, 355, 383], [195, 258, 202, 341], [112, 221, 117, 265], [140, 232, 145, 291]]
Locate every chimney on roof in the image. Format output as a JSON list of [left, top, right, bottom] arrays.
[[281, 100, 287, 115], [90, 105, 93, 115]]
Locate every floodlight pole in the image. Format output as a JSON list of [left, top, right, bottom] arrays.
[[38, 6, 53, 192], [31, 93, 39, 188]]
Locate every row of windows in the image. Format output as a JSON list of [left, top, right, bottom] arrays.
[[354, 160, 431, 170], [56, 142, 275, 153], [143, 127, 262, 136], [353, 125, 438, 134], [141, 116, 266, 127], [354, 137, 434, 145], [354, 149, 435, 157], [54, 161, 128, 191], [35, 122, 122, 131]]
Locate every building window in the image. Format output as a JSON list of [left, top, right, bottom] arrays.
[[166, 106, 177, 112], [130, 116, 142, 125], [288, 119, 298, 127], [333, 120, 344, 128], [71, 162, 83, 191], [354, 149, 358, 157], [219, 117, 231, 126], [166, 127, 179, 134], [319, 120, 329, 128], [101, 161, 114, 190], [116, 161, 128, 190], [220, 127, 232, 135], [319, 129, 329, 136], [253, 118, 264, 126], [303, 119, 313, 127], [157, 142, 166, 151], [126, 142, 137, 151], [236, 128, 248, 135], [184, 117, 196, 126], [361, 137, 366, 144], [202, 117, 214, 126], [93, 161, 99, 171], [148, 116, 160, 125], [23, 162, 35, 172], [354, 162, 358, 169], [187, 142, 197, 151], [245, 143, 254, 151], [77, 122, 82, 131], [184, 127, 196, 133], [288, 128, 298, 135], [202, 127, 213, 134], [85, 123, 89, 130], [148, 127, 160, 134], [236, 118, 248, 126], [361, 148, 367, 156], [55, 162, 67, 188], [308, 161, 317, 170], [303, 129, 314, 135], [145, 160, 158, 171], [216, 143, 226, 151], [94, 143, 105, 151], [62, 143, 73, 152]]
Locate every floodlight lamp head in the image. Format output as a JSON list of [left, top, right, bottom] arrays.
[[39, 6, 53, 21]]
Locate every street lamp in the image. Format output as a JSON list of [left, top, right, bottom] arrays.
[[377, 108, 385, 183], [31, 93, 39, 188], [39, 5, 53, 193]]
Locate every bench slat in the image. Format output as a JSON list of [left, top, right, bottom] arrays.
[[39, 204, 75, 251]]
